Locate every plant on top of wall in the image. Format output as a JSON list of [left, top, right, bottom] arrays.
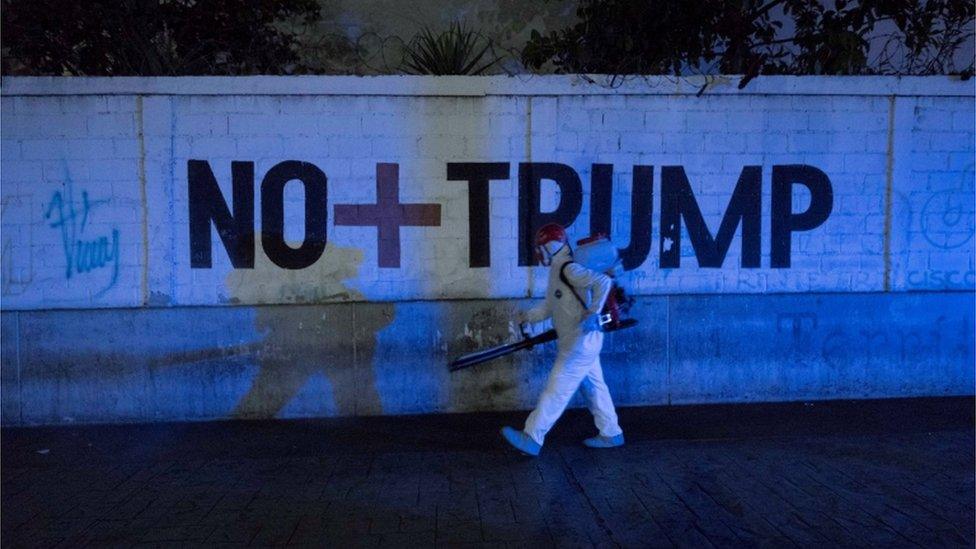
[[402, 22, 502, 75], [0, 0, 325, 75], [522, 0, 974, 87]]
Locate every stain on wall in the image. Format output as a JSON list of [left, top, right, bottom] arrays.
[[226, 243, 392, 418]]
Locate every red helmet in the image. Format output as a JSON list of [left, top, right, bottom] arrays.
[[534, 223, 568, 265], [535, 223, 567, 247]]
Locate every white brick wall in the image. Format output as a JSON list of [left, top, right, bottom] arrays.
[[1, 76, 973, 309]]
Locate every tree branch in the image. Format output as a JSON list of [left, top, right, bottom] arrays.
[[750, 0, 788, 19]]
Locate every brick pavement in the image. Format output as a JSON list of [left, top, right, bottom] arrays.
[[2, 397, 973, 547]]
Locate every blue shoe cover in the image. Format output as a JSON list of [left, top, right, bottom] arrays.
[[501, 426, 541, 456], [582, 433, 625, 448]]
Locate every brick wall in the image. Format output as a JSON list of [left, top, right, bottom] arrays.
[[1, 76, 972, 425], [2, 76, 972, 309]]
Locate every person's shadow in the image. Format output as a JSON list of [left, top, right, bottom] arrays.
[[226, 243, 392, 418]]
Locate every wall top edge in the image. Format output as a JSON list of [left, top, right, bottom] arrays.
[[1, 74, 974, 98]]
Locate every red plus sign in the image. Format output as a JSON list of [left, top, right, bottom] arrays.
[[334, 163, 441, 268]]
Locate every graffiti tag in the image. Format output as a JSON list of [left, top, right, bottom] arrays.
[[921, 190, 975, 250], [44, 182, 120, 297], [1, 194, 35, 296]]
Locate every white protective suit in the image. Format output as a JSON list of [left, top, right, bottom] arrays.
[[522, 245, 624, 445]]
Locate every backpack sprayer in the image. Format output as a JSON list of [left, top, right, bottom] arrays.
[[449, 234, 637, 372]]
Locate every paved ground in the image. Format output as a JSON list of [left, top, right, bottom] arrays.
[[2, 397, 973, 547]]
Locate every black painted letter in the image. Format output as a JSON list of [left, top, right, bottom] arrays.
[[660, 166, 762, 268], [260, 161, 329, 270], [518, 163, 583, 265], [589, 164, 653, 271], [771, 164, 833, 268], [447, 162, 510, 268], [188, 160, 255, 268]]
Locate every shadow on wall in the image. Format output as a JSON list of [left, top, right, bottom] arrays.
[[225, 243, 392, 418]]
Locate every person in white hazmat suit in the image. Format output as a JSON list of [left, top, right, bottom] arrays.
[[501, 223, 625, 456]]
